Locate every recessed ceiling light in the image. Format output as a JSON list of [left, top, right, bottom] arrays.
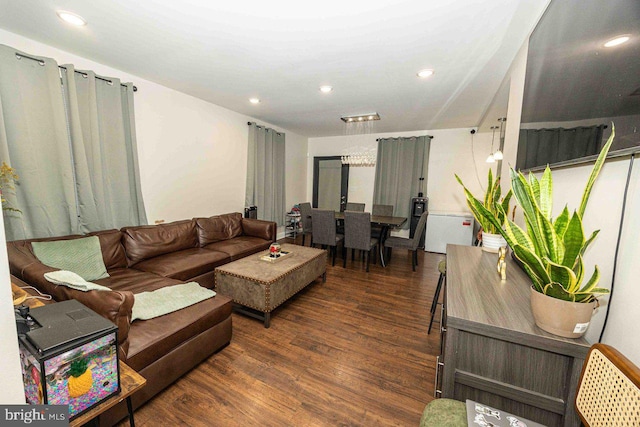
[[56, 10, 87, 26], [249, 98, 260, 104], [417, 69, 434, 78], [319, 85, 333, 93], [604, 35, 630, 48]]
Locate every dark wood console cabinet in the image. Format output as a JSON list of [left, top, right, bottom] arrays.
[[436, 245, 591, 427]]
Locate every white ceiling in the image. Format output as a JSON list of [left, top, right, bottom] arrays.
[[0, 0, 549, 137]]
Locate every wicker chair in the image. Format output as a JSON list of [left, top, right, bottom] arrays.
[[311, 209, 343, 266], [575, 343, 640, 426], [343, 211, 378, 272], [384, 211, 428, 271], [299, 202, 313, 246]]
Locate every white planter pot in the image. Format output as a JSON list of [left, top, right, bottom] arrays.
[[481, 231, 507, 253]]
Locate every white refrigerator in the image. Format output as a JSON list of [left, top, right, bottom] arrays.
[[424, 212, 474, 254]]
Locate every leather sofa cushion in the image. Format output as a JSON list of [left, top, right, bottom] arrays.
[[94, 268, 183, 294], [122, 220, 198, 266], [203, 236, 272, 261], [132, 248, 230, 281], [7, 235, 85, 279], [88, 229, 128, 270], [195, 213, 243, 246], [126, 293, 232, 371]]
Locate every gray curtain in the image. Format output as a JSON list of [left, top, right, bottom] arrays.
[[373, 136, 431, 229], [61, 65, 147, 232], [245, 123, 286, 225], [0, 45, 78, 240], [516, 125, 606, 170], [0, 44, 147, 240]]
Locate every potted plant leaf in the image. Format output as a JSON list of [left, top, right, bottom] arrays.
[[466, 129, 615, 338], [456, 168, 512, 252]]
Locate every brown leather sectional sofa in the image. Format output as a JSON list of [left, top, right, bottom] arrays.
[[8, 212, 276, 425]]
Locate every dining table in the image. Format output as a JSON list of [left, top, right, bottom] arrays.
[[334, 212, 407, 267]]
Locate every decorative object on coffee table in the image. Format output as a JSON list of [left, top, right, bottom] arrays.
[[215, 243, 326, 328]]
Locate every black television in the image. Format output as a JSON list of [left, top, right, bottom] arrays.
[[517, 0, 640, 171]]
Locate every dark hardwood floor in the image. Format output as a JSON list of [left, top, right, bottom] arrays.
[[127, 238, 444, 426]]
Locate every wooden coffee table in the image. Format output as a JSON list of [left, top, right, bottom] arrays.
[[214, 243, 326, 327]]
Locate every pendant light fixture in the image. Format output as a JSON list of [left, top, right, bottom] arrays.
[[486, 126, 498, 163], [494, 118, 506, 161]]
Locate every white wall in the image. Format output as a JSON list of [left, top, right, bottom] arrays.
[[504, 38, 640, 363], [0, 29, 308, 400], [0, 29, 308, 225], [307, 128, 495, 218]]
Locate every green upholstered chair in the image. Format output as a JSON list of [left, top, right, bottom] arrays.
[[419, 398, 466, 427]]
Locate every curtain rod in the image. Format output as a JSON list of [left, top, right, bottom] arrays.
[[376, 135, 434, 141], [15, 52, 137, 92], [247, 122, 283, 136]]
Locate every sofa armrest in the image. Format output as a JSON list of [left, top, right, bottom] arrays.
[[241, 218, 276, 242], [21, 263, 134, 359]]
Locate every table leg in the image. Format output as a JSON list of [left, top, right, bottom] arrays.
[[126, 396, 136, 427], [379, 225, 390, 267], [264, 312, 271, 328]]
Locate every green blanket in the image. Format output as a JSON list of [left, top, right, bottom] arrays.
[[132, 282, 216, 321], [44, 270, 111, 291]]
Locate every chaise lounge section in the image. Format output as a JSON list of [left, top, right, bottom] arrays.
[[7, 212, 276, 425]]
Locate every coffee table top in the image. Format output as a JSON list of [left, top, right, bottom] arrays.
[[214, 243, 325, 285]]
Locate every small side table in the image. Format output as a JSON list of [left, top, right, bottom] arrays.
[[11, 280, 146, 427], [11, 280, 48, 308], [70, 362, 146, 427]]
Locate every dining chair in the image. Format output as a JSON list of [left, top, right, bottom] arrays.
[[372, 204, 393, 216], [384, 211, 428, 271], [343, 211, 378, 272], [298, 202, 313, 246], [371, 204, 394, 240], [345, 202, 365, 212], [419, 343, 640, 427], [311, 209, 344, 266]]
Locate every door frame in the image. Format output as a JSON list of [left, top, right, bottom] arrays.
[[312, 156, 350, 210]]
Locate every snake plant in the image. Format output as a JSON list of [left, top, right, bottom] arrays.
[[468, 129, 615, 303], [456, 169, 512, 234]]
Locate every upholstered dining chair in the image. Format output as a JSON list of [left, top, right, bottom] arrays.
[[298, 202, 313, 246], [383, 211, 428, 271], [419, 343, 640, 427], [371, 204, 394, 240], [338, 202, 365, 235], [345, 202, 365, 212], [343, 211, 378, 272], [311, 209, 344, 266]]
